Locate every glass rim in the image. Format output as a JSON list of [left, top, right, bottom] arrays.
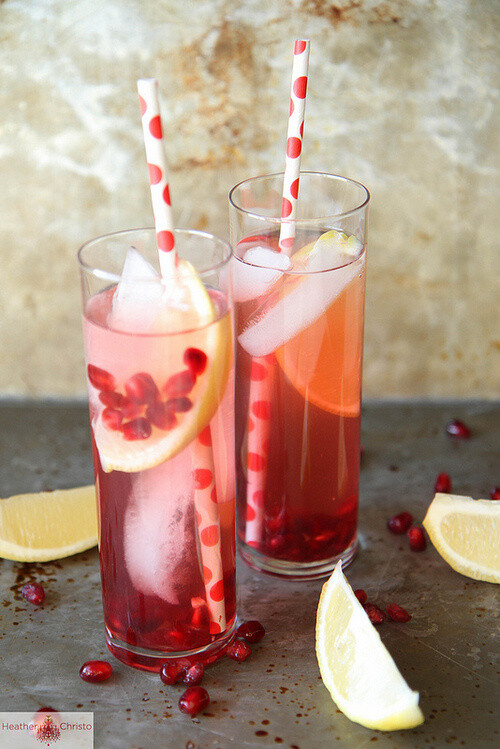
[[77, 226, 232, 284], [228, 171, 370, 224]]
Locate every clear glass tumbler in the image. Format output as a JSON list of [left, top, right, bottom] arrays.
[[229, 172, 369, 579]]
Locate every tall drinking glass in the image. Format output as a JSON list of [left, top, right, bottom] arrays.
[[229, 172, 369, 579], [78, 228, 236, 671]]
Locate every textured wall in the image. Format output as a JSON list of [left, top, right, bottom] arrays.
[[0, 0, 498, 397]]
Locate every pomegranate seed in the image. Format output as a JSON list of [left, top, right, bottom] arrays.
[[125, 373, 159, 405], [386, 603, 412, 622], [21, 582, 45, 605], [226, 640, 252, 662], [146, 402, 177, 430], [268, 535, 285, 552], [121, 417, 152, 441], [160, 661, 187, 686], [434, 472, 452, 493], [354, 589, 367, 605], [184, 348, 208, 377], [364, 603, 385, 625], [178, 686, 210, 717], [408, 526, 427, 552], [183, 662, 205, 686], [87, 364, 115, 392], [98, 390, 124, 408], [387, 511, 413, 535], [101, 408, 123, 431], [490, 487, 500, 501], [445, 418, 471, 439], [120, 397, 142, 419], [167, 397, 193, 413], [236, 620, 266, 644], [163, 370, 195, 397], [79, 660, 113, 683]]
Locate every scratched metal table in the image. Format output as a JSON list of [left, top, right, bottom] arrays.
[[0, 400, 498, 748]]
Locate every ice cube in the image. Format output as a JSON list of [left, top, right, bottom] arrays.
[[109, 247, 164, 333], [123, 450, 198, 603], [231, 246, 292, 302]]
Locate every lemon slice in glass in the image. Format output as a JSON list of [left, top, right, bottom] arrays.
[[423, 493, 500, 584], [316, 561, 424, 731], [0, 485, 97, 562]]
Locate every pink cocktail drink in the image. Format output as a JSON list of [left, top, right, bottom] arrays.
[[79, 229, 236, 671]]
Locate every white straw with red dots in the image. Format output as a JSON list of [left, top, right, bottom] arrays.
[[137, 78, 177, 277], [279, 39, 310, 253], [192, 426, 226, 634], [244, 355, 275, 546]]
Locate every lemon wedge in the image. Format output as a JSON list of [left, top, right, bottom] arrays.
[[0, 485, 97, 562], [423, 493, 500, 584], [316, 561, 424, 731]]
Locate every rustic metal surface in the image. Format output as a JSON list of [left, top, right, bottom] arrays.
[[0, 400, 498, 748]]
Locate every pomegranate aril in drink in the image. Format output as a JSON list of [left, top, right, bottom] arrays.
[[160, 661, 187, 686], [354, 589, 367, 605], [386, 603, 412, 622], [184, 347, 208, 376], [178, 686, 210, 717], [167, 397, 193, 413], [364, 603, 385, 625], [387, 511, 413, 535], [121, 417, 152, 441], [125, 372, 160, 405], [183, 662, 205, 686], [98, 390, 124, 408], [163, 369, 195, 397], [87, 364, 116, 392], [79, 660, 113, 683], [236, 620, 266, 644], [445, 418, 471, 439], [146, 402, 177, 430], [21, 582, 45, 605], [102, 408, 123, 431], [408, 526, 427, 552], [226, 640, 252, 661], [120, 397, 142, 419], [490, 487, 500, 501], [434, 472, 452, 493]]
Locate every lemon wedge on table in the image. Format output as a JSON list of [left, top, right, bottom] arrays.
[[0, 485, 97, 562], [423, 493, 500, 584], [316, 562, 424, 731]]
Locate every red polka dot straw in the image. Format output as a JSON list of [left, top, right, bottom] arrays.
[[245, 354, 275, 546], [137, 78, 177, 276], [192, 426, 226, 633], [279, 39, 310, 253]]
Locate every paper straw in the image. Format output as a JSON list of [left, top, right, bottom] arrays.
[[244, 354, 275, 546], [193, 426, 226, 634], [137, 78, 177, 277], [278, 39, 310, 253]]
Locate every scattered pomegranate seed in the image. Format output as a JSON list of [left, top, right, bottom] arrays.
[[364, 603, 385, 625], [183, 662, 205, 686], [179, 686, 210, 717], [21, 582, 45, 605], [354, 589, 367, 605], [163, 369, 195, 398], [386, 603, 412, 622], [167, 397, 193, 413], [79, 660, 113, 683], [87, 364, 116, 392], [434, 472, 452, 493], [226, 640, 252, 662], [98, 390, 124, 409], [102, 408, 123, 431], [125, 373, 160, 405], [490, 487, 500, 501], [146, 402, 177, 430], [236, 620, 266, 644], [160, 661, 187, 686], [184, 348, 208, 376], [121, 417, 152, 441], [445, 418, 471, 439], [387, 511, 413, 535], [408, 526, 427, 552]]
